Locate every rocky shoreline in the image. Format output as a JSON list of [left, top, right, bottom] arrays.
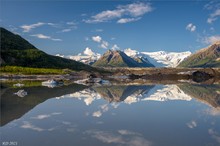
[[1, 68, 220, 84]]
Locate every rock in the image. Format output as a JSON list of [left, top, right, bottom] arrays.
[[192, 71, 213, 82]]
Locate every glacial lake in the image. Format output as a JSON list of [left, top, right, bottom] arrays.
[[1, 81, 220, 146]]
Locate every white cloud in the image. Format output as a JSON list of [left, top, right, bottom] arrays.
[[209, 129, 220, 144], [95, 29, 103, 32], [117, 17, 141, 24], [31, 114, 51, 120], [92, 36, 102, 43], [85, 130, 152, 146], [31, 34, 62, 41], [31, 112, 62, 120], [111, 44, 120, 50], [83, 47, 95, 56], [31, 34, 50, 39], [202, 35, 220, 44], [84, 96, 95, 105], [85, 37, 89, 41], [85, 2, 153, 24], [101, 41, 109, 49], [92, 35, 109, 49], [186, 120, 197, 129], [21, 21, 77, 33], [66, 21, 76, 25], [118, 130, 141, 136], [100, 104, 109, 112], [21, 22, 45, 32], [118, 2, 152, 17], [47, 23, 56, 26], [51, 38, 62, 41], [207, 9, 220, 23], [204, 1, 220, 10], [61, 28, 71, 32], [186, 23, 196, 32], [21, 121, 44, 132], [92, 111, 102, 117]]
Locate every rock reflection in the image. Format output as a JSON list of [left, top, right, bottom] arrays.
[[0, 84, 86, 126], [178, 84, 220, 108], [1, 82, 220, 127]]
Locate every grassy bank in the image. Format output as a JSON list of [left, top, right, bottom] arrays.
[[0, 66, 71, 75]]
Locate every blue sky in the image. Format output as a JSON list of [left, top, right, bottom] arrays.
[[1, 0, 220, 56]]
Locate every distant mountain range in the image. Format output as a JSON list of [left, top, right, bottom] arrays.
[[124, 48, 192, 67], [178, 41, 220, 68], [58, 48, 191, 67], [0, 27, 92, 71], [58, 42, 220, 68]]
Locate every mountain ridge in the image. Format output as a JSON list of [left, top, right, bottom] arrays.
[[178, 42, 220, 68], [92, 50, 154, 67], [0, 27, 92, 71], [59, 48, 192, 67]]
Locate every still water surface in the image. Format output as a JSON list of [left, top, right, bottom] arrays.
[[1, 82, 220, 146]]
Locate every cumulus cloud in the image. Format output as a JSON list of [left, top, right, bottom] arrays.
[[85, 2, 153, 24], [92, 36, 102, 42], [83, 47, 95, 56], [186, 23, 196, 32], [117, 17, 141, 24], [92, 35, 109, 49], [202, 35, 220, 44], [31, 34, 62, 41]]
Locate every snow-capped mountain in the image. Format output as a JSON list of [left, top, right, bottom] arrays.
[[142, 85, 192, 102], [56, 85, 192, 106], [56, 47, 191, 67], [124, 48, 191, 67], [56, 47, 101, 65]]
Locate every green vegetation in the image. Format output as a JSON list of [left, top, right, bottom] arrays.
[[178, 84, 220, 108], [1, 80, 42, 88], [178, 43, 220, 68], [0, 66, 67, 75], [0, 27, 93, 71]]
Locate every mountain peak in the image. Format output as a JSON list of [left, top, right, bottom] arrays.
[[178, 43, 220, 68], [93, 49, 154, 67]]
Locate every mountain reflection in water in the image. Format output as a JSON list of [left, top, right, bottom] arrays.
[[1, 82, 220, 146]]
